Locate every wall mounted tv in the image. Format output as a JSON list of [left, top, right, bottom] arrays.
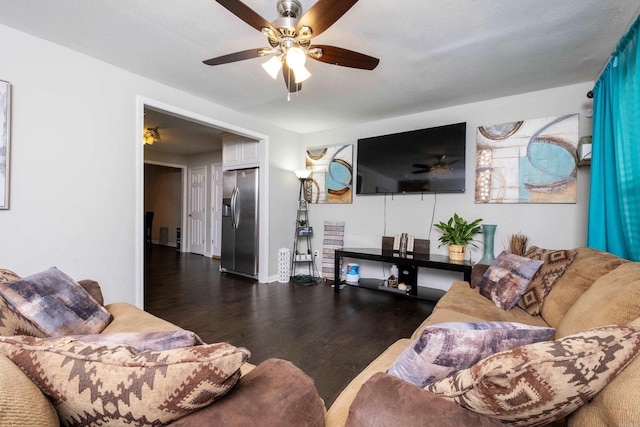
[[356, 122, 467, 195]]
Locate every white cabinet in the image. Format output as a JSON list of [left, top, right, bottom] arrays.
[[222, 136, 259, 168]]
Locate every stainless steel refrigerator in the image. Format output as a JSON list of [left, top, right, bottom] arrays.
[[220, 168, 259, 279]]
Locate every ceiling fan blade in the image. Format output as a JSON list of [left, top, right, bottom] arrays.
[[412, 163, 430, 168], [411, 169, 428, 174], [215, 0, 277, 35], [310, 45, 379, 70], [296, 0, 358, 39], [203, 48, 265, 66], [282, 63, 302, 93]]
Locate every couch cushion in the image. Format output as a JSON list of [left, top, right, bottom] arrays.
[[568, 317, 640, 426], [325, 338, 411, 427], [540, 247, 627, 328], [346, 372, 503, 427], [103, 302, 183, 333], [556, 262, 640, 338], [426, 325, 640, 426], [0, 335, 250, 426], [517, 247, 578, 315], [77, 279, 105, 305], [476, 252, 543, 311], [0, 353, 60, 427], [168, 358, 325, 427], [0, 267, 112, 336], [388, 321, 555, 387]]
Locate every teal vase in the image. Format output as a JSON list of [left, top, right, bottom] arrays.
[[479, 224, 497, 265]]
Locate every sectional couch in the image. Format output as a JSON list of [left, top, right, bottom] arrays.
[[0, 268, 325, 426], [3, 246, 640, 426], [326, 247, 640, 426]]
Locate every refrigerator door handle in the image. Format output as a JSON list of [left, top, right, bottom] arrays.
[[231, 186, 240, 229]]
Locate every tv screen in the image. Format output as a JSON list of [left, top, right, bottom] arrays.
[[356, 122, 466, 195]]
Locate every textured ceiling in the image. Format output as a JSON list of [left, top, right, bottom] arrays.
[[0, 0, 638, 136]]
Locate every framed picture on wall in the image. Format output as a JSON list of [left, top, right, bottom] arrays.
[[0, 80, 10, 210]]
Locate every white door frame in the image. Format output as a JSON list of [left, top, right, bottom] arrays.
[[211, 163, 223, 258], [135, 96, 270, 309]]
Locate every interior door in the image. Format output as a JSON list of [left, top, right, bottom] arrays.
[[211, 164, 223, 257], [188, 166, 207, 255]]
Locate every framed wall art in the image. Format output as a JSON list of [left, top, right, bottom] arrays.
[[304, 144, 353, 204], [475, 114, 579, 204], [0, 80, 10, 210]]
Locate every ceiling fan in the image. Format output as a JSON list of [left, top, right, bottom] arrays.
[[412, 156, 459, 174], [203, 0, 380, 93]]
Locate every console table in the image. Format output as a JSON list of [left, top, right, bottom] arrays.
[[334, 248, 473, 300]]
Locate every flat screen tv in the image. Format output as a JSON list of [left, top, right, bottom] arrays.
[[356, 122, 466, 195]]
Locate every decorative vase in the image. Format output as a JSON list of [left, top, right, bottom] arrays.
[[479, 224, 497, 265], [448, 244, 466, 261]]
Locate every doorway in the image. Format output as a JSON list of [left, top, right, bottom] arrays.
[[144, 163, 184, 248], [136, 96, 270, 308]]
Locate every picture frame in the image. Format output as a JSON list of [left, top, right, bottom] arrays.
[[0, 80, 10, 210]]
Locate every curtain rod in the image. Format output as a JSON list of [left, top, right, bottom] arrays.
[[589, 8, 640, 98]]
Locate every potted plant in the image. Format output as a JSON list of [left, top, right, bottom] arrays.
[[434, 213, 483, 261], [296, 219, 313, 237]]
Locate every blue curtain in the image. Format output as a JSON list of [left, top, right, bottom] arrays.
[[588, 15, 640, 261]]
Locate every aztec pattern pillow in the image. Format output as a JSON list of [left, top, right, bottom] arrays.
[[517, 247, 578, 315], [0, 335, 250, 426], [388, 322, 555, 387], [0, 269, 46, 338], [426, 325, 640, 427], [476, 252, 543, 311], [0, 267, 112, 336]]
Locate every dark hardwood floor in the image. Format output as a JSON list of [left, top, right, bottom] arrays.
[[144, 245, 435, 407]]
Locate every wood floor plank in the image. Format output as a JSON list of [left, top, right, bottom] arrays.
[[144, 245, 435, 406]]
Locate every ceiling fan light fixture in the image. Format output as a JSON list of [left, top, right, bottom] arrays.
[[143, 127, 160, 145], [286, 47, 311, 83], [262, 55, 283, 79]]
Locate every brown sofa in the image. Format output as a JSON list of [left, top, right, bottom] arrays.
[[0, 276, 325, 426], [326, 247, 640, 426]]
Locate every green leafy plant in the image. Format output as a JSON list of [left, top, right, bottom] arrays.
[[434, 213, 483, 247]]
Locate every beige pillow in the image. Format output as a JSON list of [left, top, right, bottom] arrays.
[[556, 262, 640, 338], [0, 335, 250, 426], [426, 325, 640, 426], [540, 248, 627, 328], [0, 354, 60, 427], [517, 247, 578, 315]]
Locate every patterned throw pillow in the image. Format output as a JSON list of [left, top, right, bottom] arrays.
[[426, 325, 640, 427], [0, 336, 251, 426], [57, 330, 205, 352], [0, 267, 112, 336], [387, 322, 555, 387], [0, 268, 46, 338], [517, 247, 578, 315], [476, 252, 544, 311], [0, 269, 20, 283]]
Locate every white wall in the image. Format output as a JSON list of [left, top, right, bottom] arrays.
[[301, 83, 594, 290], [0, 24, 301, 305]]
